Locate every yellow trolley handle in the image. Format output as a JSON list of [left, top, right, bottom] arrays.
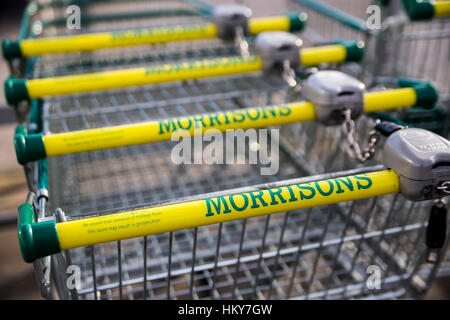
[[2, 13, 306, 59], [14, 83, 435, 165], [17, 169, 400, 262], [434, 1, 450, 17], [4, 41, 363, 106], [403, 0, 450, 20]]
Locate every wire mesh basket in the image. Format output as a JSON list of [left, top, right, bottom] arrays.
[[14, 63, 447, 300], [20, 138, 450, 300], [288, 0, 450, 133], [4, 0, 216, 77], [287, 0, 450, 288], [3, 0, 314, 126], [3, 0, 311, 80]]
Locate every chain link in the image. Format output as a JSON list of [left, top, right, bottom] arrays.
[[281, 60, 302, 92], [342, 109, 380, 163], [234, 26, 250, 58]]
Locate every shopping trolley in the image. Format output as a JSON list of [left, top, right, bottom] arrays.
[[3, 2, 310, 124], [3, 34, 362, 131], [6, 4, 447, 299], [287, 0, 450, 279], [2, 0, 218, 121], [13, 49, 446, 300], [2, 1, 307, 79], [17, 123, 450, 299], [7, 30, 366, 191], [288, 0, 450, 134], [2, 0, 215, 77], [13, 71, 438, 168]]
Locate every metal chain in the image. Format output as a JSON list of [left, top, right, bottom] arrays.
[[342, 109, 381, 163], [281, 60, 302, 92], [234, 26, 250, 58]]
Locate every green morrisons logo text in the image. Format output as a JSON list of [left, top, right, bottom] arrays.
[[158, 105, 292, 135], [204, 175, 373, 217], [111, 24, 209, 41], [144, 56, 259, 76]]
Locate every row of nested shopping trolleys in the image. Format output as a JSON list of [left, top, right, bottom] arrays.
[[2, 0, 450, 300]]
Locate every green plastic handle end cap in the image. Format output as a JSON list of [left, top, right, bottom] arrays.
[[14, 126, 46, 165], [4, 77, 29, 106], [2, 38, 21, 60]]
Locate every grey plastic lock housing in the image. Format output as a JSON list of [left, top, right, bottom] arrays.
[[302, 70, 365, 126], [383, 128, 450, 201], [255, 31, 303, 74], [211, 4, 252, 40]]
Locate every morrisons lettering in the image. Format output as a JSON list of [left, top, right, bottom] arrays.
[[144, 56, 259, 76], [158, 105, 292, 134], [205, 174, 374, 217], [111, 24, 209, 41]]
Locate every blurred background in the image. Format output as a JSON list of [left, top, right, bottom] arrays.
[[0, 0, 449, 299]]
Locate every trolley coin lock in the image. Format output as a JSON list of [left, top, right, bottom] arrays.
[[384, 128, 450, 263], [255, 31, 303, 75], [211, 4, 252, 40], [302, 70, 365, 126], [383, 128, 450, 202]]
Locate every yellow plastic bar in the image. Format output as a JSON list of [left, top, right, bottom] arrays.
[[21, 23, 219, 57], [363, 88, 417, 113], [248, 16, 290, 34], [43, 102, 315, 156], [18, 15, 300, 57], [56, 170, 400, 250], [26, 56, 263, 98], [300, 45, 347, 66], [434, 2, 450, 17], [25, 45, 350, 99]]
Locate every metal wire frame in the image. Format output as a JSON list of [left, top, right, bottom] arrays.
[[15, 0, 214, 78], [293, 0, 450, 285], [286, 0, 376, 81], [18, 0, 317, 80], [43, 74, 300, 215], [16, 0, 446, 300], [29, 71, 447, 300], [47, 166, 444, 300], [289, 0, 450, 113], [30, 39, 240, 78], [373, 19, 450, 107], [28, 0, 210, 38]]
